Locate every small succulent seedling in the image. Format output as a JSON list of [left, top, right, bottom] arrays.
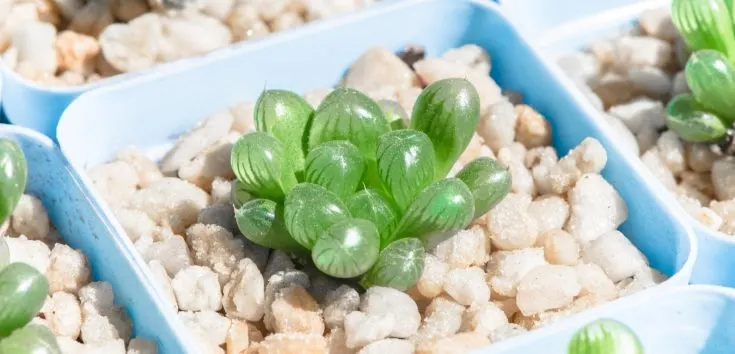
[[0, 138, 60, 353], [668, 0, 735, 153], [568, 319, 644, 354], [231, 78, 511, 291]]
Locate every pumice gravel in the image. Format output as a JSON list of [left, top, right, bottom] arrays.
[[2, 193, 157, 354], [555, 6, 735, 236], [0, 0, 379, 87], [89, 43, 664, 354]]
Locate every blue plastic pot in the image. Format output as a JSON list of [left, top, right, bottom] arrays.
[[479, 285, 735, 354], [55, 0, 695, 352], [0, 124, 190, 353], [533, 0, 735, 288]]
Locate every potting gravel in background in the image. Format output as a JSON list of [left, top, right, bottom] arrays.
[[89, 44, 665, 353], [0, 0, 378, 87], [0, 194, 156, 354], [556, 6, 735, 236]]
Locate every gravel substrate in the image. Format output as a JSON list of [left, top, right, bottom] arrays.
[[556, 6, 735, 236], [1, 194, 156, 354], [0, 0, 377, 87], [89, 44, 665, 353]]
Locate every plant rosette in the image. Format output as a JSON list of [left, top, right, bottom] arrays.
[[568, 319, 643, 354], [0, 138, 61, 354], [230, 78, 511, 291], [667, 0, 735, 154]]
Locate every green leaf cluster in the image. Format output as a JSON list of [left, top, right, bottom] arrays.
[[231, 79, 511, 290]]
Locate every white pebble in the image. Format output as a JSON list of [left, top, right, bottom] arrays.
[[547, 138, 607, 195], [581, 230, 648, 282], [416, 254, 449, 299], [516, 265, 581, 315], [148, 260, 178, 311], [575, 263, 617, 300], [6, 237, 51, 274], [477, 99, 517, 152], [541, 229, 579, 266], [10, 194, 50, 240], [142, 235, 192, 276], [656, 131, 686, 176], [186, 224, 244, 285], [79, 282, 115, 314], [48, 291, 82, 339], [602, 114, 640, 156], [486, 248, 547, 297], [46, 243, 91, 294], [324, 285, 360, 329], [127, 338, 158, 354], [358, 339, 414, 354], [527, 196, 570, 234], [443, 267, 490, 306], [608, 98, 666, 134], [360, 286, 420, 338], [343, 311, 395, 349], [172, 265, 222, 312], [222, 258, 265, 322], [432, 226, 489, 268], [712, 158, 735, 201], [461, 302, 508, 336], [641, 148, 677, 190], [565, 174, 628, 244], [486, 193, 538, 250], [415, 296, 464, 341], [343, 46, 418, 95]]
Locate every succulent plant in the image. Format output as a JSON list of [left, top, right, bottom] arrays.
[[568, 319, 643, 354], [231, 79, 511, 291], [667, 1, 735, 153], [0, 138, 61, 354]]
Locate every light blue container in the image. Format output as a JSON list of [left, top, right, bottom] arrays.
[[0, 124, 191, 353], [499, 0, 655, 43], [55, 0, 695, 351], [0, 0, 414, 141], [0, 43, 216, 140], [477, 284, 735, 354], [533, 0, 735, 288]]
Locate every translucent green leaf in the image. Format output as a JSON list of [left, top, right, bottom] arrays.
[[0, 139, 27, 226], [391, 178, 474, 243], [455, 157, 511, 218], [231, 180, 252, 209], [304, 141, 365, 200], [685, 50, 735, 125], [377, 129, 436, 212], [0, 263, 49, 336], [672, 0, 735, 59], [0, 236, 8, 271], [254, 90, 314, 176], [377, 100, 409, 130], [666, 93, 728, 142], [0, 324, 61, 354], [230, 132, 297, 202], [284, 183, 351, 249], [359, 238, 425, 291], [345, 189, 399, 247], [568, 319, 643, 354], [308, 88, 390, 160], [311, 219, 381, 278], [410, 78, 481, 178], [234, 199, 306, 252]]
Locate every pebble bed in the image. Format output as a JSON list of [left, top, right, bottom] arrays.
[[556, 6, 735, 236], [0, 0, 378, 87], [89, 44, 665, 353], [1, 194, 156, 354]]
